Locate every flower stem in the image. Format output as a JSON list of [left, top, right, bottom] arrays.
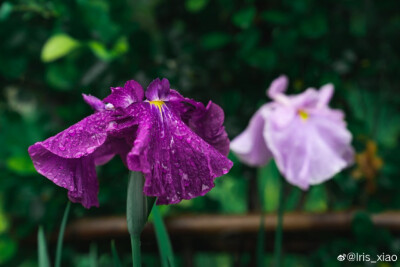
[[274, 176, 285, 267], [126, 171, 155, 267], [131, 235, 141, 267]]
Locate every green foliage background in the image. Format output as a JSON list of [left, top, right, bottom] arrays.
[[0, 0, 400, 266]]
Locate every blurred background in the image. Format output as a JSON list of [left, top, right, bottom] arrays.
[[1, 0, 400, 266]]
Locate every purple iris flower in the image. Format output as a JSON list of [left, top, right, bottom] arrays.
[[28, 78, 232, 208], [230, 75, 354, 189]]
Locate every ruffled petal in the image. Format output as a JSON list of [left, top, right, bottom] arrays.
[[103, 80, 144, 108], [126, 102, 233, 204], [267, 75, 289, 99], [82, 94, 105, 112], [167, 92, 230, 156], [28, 111, 134, 208], [145, 78, 171, 101], [28, 144, 100, 208], [264, 108, 354, 189], [67, 156, 99, 208], [230, 104, 273, 166], [31, 112, 112, 159], [289, 88, 319, 109]]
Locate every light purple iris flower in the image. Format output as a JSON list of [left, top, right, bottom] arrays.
[[28, 78, 232, 208], [230, 75, 354, 189]]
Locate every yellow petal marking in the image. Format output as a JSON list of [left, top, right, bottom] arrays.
[[149, 100, 165, 114], [298, 109, 309, 121]]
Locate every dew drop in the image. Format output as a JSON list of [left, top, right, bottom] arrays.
[[201, 184, 210, 191], [74, 152, 84, 157], [107, 121, 117, 130], [86, 146, 96, 154], [105, 103, 115, 110]]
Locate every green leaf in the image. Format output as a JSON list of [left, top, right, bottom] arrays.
[[284, 187, 302, 211], [304, 185, 328, 212], [0, 236, 17, 264], [88, 41, 110, 60], [246, 48, 276, 70], [112, 36, 129, 57], [352, 211, 374, 242], [185, 0, 209, 13], [152, 206, 175, 267], [41, 34, 80, 62], [201, 32, 231, 50], [38, 227, 50, 267], [88, 36, 129, 61], [55, 202, 71, 267], [0, 2, 13, 21], [260, 10, 290, 25], [299, 15, 328, 39], [111, 240, 122, 267], [45, 60, 79, 91], [350, 13, 367, 37], [6, 155, 36, 175], [208, 175, 248, 213], [194, 253, 232, 266], [232, 7, 256, 29]]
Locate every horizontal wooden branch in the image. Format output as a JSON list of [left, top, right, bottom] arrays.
[[64, 211, 400, 241]]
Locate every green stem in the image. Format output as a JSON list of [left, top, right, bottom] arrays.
[[274, 176, 285, 267], [126, 171, 155, 267], [131, 235, 142, 267]]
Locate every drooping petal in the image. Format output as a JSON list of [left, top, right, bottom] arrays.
[[126, 102, 233, 204], [82, 94, 105, 112], [230, 104, 273, 166], [67, 156, 99, 207], [28, 111, 134, 208], [264, 108, 354, 189], [103, 80, 144, 108], [267, 75, 289, 99], [145, 78, 171, 101], [167, 92, 230, 156]]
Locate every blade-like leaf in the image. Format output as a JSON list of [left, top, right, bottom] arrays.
[[111, 240, 122, 267], [55, 202, 71, 267], [38, 226, 50, 267], [90, 243, 97, 267], [152, 206, 175, 267]]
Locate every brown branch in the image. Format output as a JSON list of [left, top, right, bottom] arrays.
[[63, 211, 400, 242]]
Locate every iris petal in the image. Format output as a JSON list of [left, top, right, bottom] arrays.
[[28, 111, 135, 208], [103, 80, 144, 108], [126, 102, 233, 204]]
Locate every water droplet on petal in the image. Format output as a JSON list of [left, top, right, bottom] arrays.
[[74, 152, 84, 157], [201, 184, 210, 191], [105, 103, 115, 110], [107, 121, 117, 130], [86, 146, 96, 154]]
